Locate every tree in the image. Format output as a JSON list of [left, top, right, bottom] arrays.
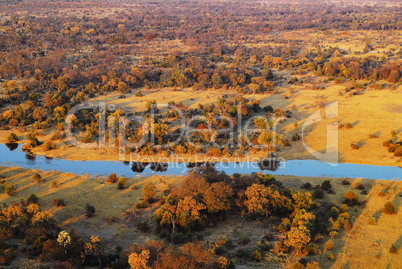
[[153, 123, 169, 144], [176, 196, 206, 228], [128, 250, 151, 269], [143, 182, 156, 201], [5, 132, 18, 143], [53, 106, 65, 123], [107, 173, 118, 183], [382, 202, 397, 215], [202, 182, 233, 214], [321, 180, 332, 191], [154, 195, 179, 231], [81, 236, 104, 265], [33, 107, 46, 121], [344, 191, 359, 205], [57, 230, 71, 256], [388, 70, 400, 83], [146, 100, 157, 112], [285, 226, 311, 253]]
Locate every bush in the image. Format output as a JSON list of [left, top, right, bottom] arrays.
[[252, 250, 262, 262], [33, 173, 42, 183], [321, 180, 332, 191], [326, 252, 334, 260], [54, 199, 66, 207], [137, 220, 150, 233], [394, 146, 402, 156], [85, 203, 95, 218], [382, 202, 397, 215], [107, 173, 118, 183], [291, 262, 305, 269], [4, 182, 15, 196], [5, 132, 18, 143], [117, 177, 127, 189], [344, 191, 359, 205], [352, 181, 363, 189], [135, 90, 143, 97], [43, 140, 57, 151], [389, 243, 398, 254], [313, 189, 324, 199], [341, 179, 350, 185], [142, 182, 156, 201], [323, 240, 334, 252], [367, 217, 376, 225], [301, 182, 313, 190], [345, 123, 353, 129], [50, 180, 58, 188], [27, 194, 39, 204], [291, 133, 301, 141], [350, 143, 360, 149]]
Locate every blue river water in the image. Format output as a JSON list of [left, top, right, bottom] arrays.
[[0, 144, 400, 180]]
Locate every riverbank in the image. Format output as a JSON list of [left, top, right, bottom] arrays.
[[0, 165, 400, 268]]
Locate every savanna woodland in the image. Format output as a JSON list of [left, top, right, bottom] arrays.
[[0, 0, 401, 268]]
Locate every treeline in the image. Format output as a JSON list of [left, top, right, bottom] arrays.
[[130, 167, 358, 268]]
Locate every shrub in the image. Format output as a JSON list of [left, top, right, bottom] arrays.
[[291, 262, 305, 269], [368, 217, 376, 225], [388, 145, 397, 152], [135, 90, 143, 97], [117, 177, 127, 189], [257, 240, 270, 251], [382, 202, 397, 215], [341, 179, 350, 185], [43, 140, 57, 151], [338, 123, 344, 129], [85, 203, 95, 218], [313, 189, 324, 199], [304, 243, 321, 255], [27, 194, 39, 204], [350, 143, 360, 149], [50, 180, 58, 188], [344, 191, 359, 205], [107, 173, 118, 183], [389, 243, 398, 254], [4, 182, 15, 196], [323, 240, 334, 252], [391, 130, 397, 137], [291, 133, 301, 141], [341, 204, 348, 212], [326, 252, 334, 260], [321, 180, 332, 191], [252, 250, 262, 262], [301, 182, 313, 190], [137, 220, 150, 233], [394, 146, 402, 156], [54, 199, 65, 207], [5, 132, 18, 143], [345, 123, 353, 129], [352, 181, 363, 189], [142, 182, 156, 201], [33, 173, 42, 183]]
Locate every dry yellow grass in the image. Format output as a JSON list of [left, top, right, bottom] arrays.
[[0, 166, 401, 268]]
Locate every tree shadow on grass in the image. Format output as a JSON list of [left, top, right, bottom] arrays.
[[395, 235, 402, 249], [372, 209, 382, 222]]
